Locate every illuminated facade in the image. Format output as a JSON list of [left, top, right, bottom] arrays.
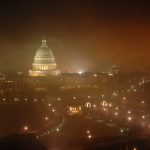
[[67, 106, 82, 115], [29, 39, 60, 76]]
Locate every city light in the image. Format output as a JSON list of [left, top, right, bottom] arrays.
[[141, 101, 145, 104], [86, 130, 90, 134], [14, 98, 18, 101], [56, 128, 60, 132], [133, 147, 137, 150], [127, 110, 131, 114], [34, 99, 37, 102], [45, 116, 49, 120], [114, 112, 118, 116], [120, 129, 124, 133], [88, 134, 92, 139], [87, 95, 91, 99], [52, 109, 55, 112], [78, 71, 83, 75], [58, 98, 61, 101], [127, 116, 132, 121], [115, 107, 119, 110], [109, 103, 112, 107], [24, 126, 28, 131], [101, 101, 107, 107], [85, 102, 91, 108], [93, 104, 96, 108]]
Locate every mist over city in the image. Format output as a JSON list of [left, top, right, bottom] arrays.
[[0, 0, 150, 150]]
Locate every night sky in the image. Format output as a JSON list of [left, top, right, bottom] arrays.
[[0, 0, 150, 72]]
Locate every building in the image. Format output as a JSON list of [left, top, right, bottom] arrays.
[[29, 39, 60, 76], [67, 106, 82, 115]]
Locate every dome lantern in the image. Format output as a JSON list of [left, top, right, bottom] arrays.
[[41, 39, 48, 48]]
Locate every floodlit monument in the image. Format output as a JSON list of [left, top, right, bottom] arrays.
[[29, 39, 60, 76]]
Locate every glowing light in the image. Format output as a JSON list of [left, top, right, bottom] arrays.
[[123, 97, 126, 100], [58, 98, 61, 101], [141, 101, 145, 104], [115, 107, 119, 110], [85, 102, 91, 108], [127, 116, 132, 121], [88, 134, 92, 139], [114, 112, 118, 116], [108, 73, 114, 76], [87, 95, 91, 99], [78, 71, 83, 74], [113, 92, 117, 96], [93, 74, 98, 77], [34, 99, 37, 102], [52, 108, 55, 112], [109, 103, 112, 107], [45, 116, 49, 120], [101, 101, 107, 106], [127, 110, 131, 114], [86, 130, 90, 134], [120, 129, 124, 133], [103, 108, 107, 112], [93, 104, 96, 108], [79, 106, 82, 110], [14, 98, 18, 101], [68, 106, 82, 114], [133, 147, 137, 150], [101, 94, 105, 98], [24, 126, 28, 131], [56, 128, 60, 132]]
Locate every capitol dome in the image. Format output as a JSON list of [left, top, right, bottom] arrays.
[[35, 40, 54, 58], [29, 39, 60, 76]]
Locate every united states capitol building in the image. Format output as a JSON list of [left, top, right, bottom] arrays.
[[29, 39, 60, 76]]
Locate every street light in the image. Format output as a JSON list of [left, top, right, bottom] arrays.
[[127, 116, 132, 121], [45, 116, 48, 120], [24, 126, 28, 131], [88, 134, 92, 139]]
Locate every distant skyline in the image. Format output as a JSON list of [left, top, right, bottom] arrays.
[[0, 0, 150, 72]]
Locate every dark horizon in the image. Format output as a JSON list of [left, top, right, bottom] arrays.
[[0, 0, 150, 72]]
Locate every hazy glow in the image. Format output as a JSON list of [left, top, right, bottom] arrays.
[[78, 71, 83, 74]]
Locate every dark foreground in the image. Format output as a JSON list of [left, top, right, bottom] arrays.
[[0, 134, 150, 150], [0, 134, 46, 150]]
